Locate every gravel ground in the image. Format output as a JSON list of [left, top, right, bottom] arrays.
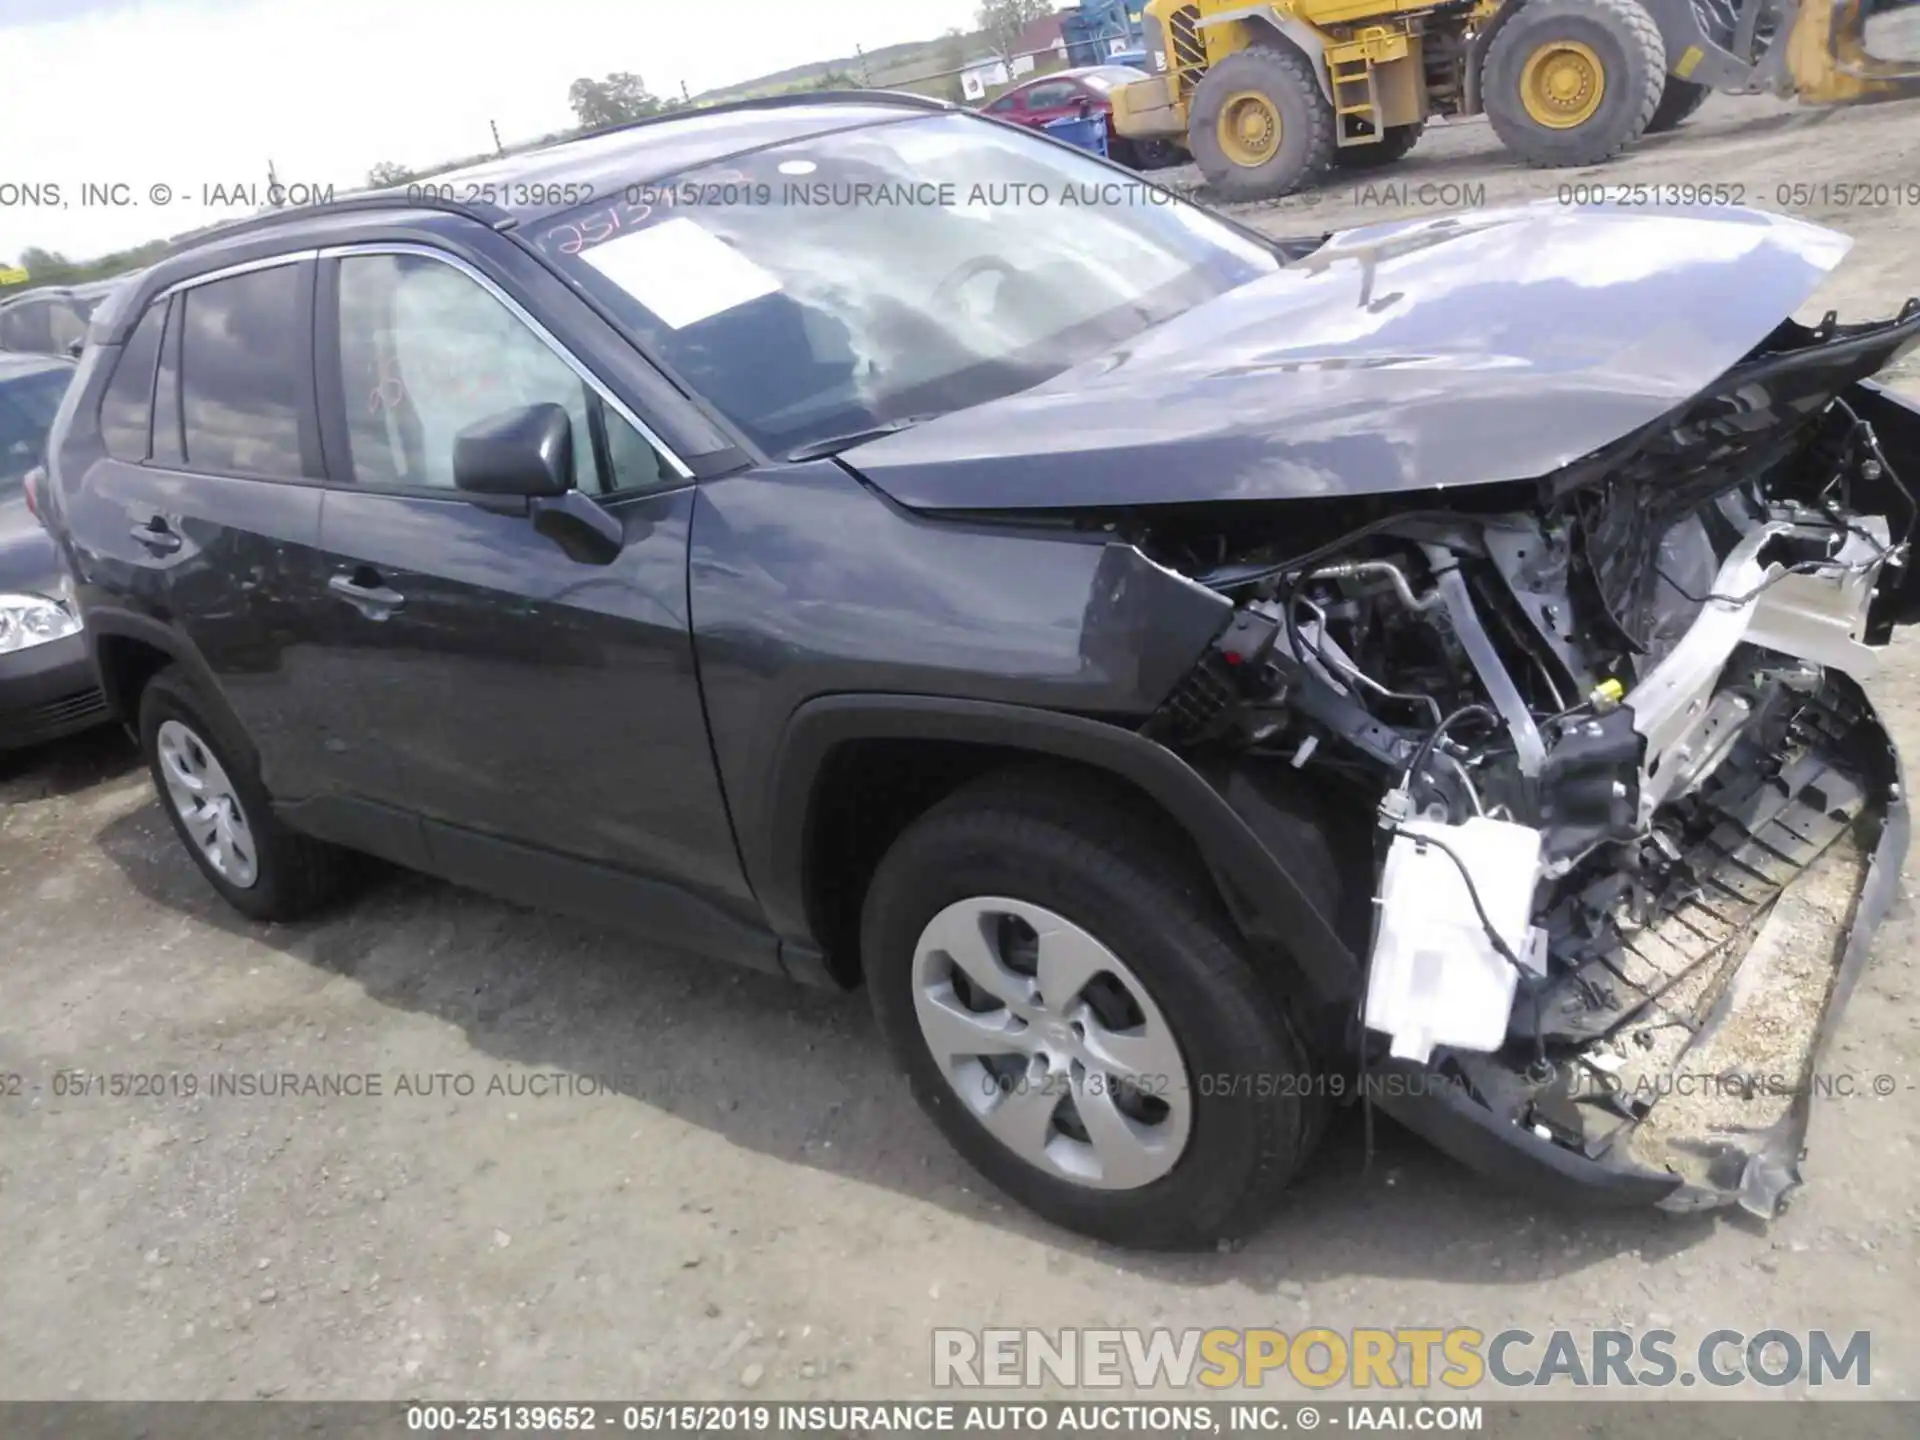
[[4, 91, 1920, 1404]]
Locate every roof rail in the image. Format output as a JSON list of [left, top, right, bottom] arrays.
[[159, 191, 518, 261], [158, 90, 956, 261]]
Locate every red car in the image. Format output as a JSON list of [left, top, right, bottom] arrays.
[[981, 65, 1185, 170]]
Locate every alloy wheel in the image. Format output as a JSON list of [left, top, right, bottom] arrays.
[[155, 719, 259, 889], [910, 896, 1192, 1190]]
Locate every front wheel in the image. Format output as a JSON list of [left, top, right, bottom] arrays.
[[1187, 45, 1336, 200], [862, 772, 1326, 1249], [1481, 0, 1667, 167]]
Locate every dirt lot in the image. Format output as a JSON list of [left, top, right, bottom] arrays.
[[4, 92, 1920, 1403]]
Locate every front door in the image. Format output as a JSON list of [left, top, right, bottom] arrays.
[[310, 247, 753, 921]]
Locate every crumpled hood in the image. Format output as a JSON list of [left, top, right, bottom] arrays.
[[841, 203, 1854, 511]]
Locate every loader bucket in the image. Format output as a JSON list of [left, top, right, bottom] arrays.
[[1789, 0, 1920, 102]]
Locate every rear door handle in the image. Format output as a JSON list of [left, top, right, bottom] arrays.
[[328, 571, 406, 617], [131, 517, 181, 554]]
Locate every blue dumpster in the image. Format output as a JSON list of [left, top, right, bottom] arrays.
[[1043, 113, 1110, 160]]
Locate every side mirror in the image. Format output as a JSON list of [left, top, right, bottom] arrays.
[[453, 402, 573, 499], [1076, 96, 1094, 117]]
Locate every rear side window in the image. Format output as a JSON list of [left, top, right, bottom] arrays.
[[0, 299, 54, 354], [99, 300, 167, 460], [178, 265, 312, 479]]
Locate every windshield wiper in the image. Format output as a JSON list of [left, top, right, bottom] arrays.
[[784, 415, 931, 463]]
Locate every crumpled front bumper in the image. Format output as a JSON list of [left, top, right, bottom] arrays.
[[1372, 662, 1906, 1217]]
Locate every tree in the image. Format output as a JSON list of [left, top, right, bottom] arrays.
[[810, 67, 862, 91], [567, 72, 665, 130], [365, 161, 414, 189], [975, 0, 1057, 64]]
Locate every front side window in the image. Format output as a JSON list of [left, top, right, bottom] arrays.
[[0, 364, 72, 486], [178, 265, 311, 479], [99, 300, 167, 461], [1022, 81, 1083, 109], [47, 301, 88, 354], [537, 112, 1278, 459], [332, 253, 667, 495]]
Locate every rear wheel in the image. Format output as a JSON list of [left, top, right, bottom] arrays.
[[862, 771, 1326, 1249], [1482, 0, 1667, 166], [1188, 44, 1336, 200], [139, 667, 352, 921], [1119, 136, 1187, 170], [1644, 74, 1711, 133]]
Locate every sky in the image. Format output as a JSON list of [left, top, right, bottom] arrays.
[[1, 0, 985, 261]]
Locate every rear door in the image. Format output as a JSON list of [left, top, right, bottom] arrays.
[[308, 244, 752, 917], [90, 261, 351, 799]]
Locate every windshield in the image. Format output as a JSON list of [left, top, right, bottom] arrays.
[[0, 364, 70, 487], [537, 113, 1279, 458]]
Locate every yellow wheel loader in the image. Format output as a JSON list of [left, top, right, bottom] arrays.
[[1110, 0, 1920, 198]]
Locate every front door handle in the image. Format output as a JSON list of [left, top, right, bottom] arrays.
[[328, 571, 406, 617], [131, 517, 181, 554]]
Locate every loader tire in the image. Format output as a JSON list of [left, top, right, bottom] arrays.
[[1645, 75, 1711, 133], [1188, 45, 1336, 200], [1334, 122, 1425, 170], [1481, 0, 1667, 167]]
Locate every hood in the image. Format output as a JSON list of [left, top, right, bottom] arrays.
[[0, 490, 62, 595], [841, 203, 1855, 511]]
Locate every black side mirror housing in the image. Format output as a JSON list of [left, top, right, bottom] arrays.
[[453, 403, 574, 498]]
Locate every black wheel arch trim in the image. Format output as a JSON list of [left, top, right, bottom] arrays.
[[763, 693, 1362, 1004], [83, 608, 246, 749]]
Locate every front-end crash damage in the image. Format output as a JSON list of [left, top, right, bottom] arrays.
[[1134, 301, 1920, 1216]]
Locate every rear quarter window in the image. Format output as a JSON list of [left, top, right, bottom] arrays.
[[99, 300, 167, 461]]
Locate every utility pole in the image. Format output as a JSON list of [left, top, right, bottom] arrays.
[[490, 119, 505, 156], [855, 43, 871, 85], [266, 159, 281, 206]]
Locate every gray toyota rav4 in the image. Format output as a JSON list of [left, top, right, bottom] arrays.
[[40, 93, 1920, 1247]]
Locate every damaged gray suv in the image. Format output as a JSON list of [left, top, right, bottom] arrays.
[[42, 92, 1920, 1248]]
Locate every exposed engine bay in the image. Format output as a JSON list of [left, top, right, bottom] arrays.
[[1134, 301, 1920, 1215]]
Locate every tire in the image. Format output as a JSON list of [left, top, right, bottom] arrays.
[[1132, 138, 1188, 170], [1333, 122, 1426, 170], [1114, 137, 1187, 171], [862, 770, 1326, 1249], [1644, 75, 1710, 133], [1187, 44, 1336, 200], [1481, 0, 1667, 167], [139, 666, 352, 922]]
